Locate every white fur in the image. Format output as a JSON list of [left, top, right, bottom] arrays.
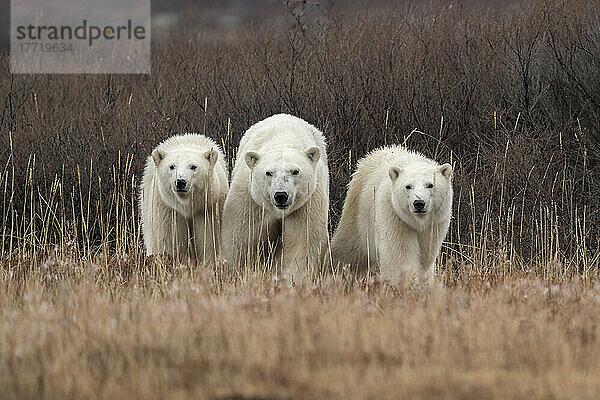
[[331, 146, 453, 284], [140, 134, 228, 264], [221, 114, 329, 282]]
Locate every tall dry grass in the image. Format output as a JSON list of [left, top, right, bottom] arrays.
[[1, 256, 599, 399], [1, 0, 599, 267]]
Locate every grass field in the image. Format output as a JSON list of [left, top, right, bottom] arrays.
[[1, 0, 600, 398], [1, 255, 599, 399]]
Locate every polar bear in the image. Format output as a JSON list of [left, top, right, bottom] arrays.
[[331, 146, 453, 284], [140, 134, 228, 264], [221, 114, 329, 282]]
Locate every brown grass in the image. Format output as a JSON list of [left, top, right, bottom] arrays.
[[2, 0, 600, 264], [1, 257, 599, 399], [1, 0, 600, 398]]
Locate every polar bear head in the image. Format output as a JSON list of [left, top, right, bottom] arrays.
[[244, 147, 320, 216], [152, 147, 219, 218], [389, 162, 453, 230]]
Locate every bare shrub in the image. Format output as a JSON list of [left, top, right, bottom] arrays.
[[0, 0, 599, 271]]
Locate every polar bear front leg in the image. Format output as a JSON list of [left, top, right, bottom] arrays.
[[377, 238, 422, 284], [151, 205, 189, 258], [190, 213, 220, 266], [222, 200, 264, 272], [281, 203, 328, 284], [417, 219, 450, 282], [374, 213, 422, 284]]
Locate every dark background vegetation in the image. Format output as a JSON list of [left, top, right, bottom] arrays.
[[1, 0, 599, 266]]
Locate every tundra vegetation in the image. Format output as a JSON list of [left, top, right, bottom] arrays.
[[0, 0, 599, 398]]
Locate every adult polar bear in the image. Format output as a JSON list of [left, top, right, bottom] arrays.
[[140, 134, 228, 264], [222, 114, 329, 281], [331, 146, 453, 284]]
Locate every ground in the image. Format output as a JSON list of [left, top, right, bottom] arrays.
[[1, 257, 599, 400]]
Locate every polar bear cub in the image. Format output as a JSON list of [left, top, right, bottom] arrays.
[[140, 134, 228, 263], [221, 114, 329, 281], [331, 146, 453, 284]]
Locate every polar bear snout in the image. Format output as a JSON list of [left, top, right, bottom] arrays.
[[413, 199, 426, 213], [174, 179, 188, 193], [409, 193, 431, 214], [273, 191, 290, 208]]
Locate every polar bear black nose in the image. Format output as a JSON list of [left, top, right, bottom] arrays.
[[176, 179, 187, 190], [413, 200, 425, 211], [274, 191, 289, 205]]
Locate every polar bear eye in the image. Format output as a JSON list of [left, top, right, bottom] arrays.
[[169, 164, 175, 170], [426, 183, 434, 189], [292, 169, 300, 175], [266, 171, 272, 177], [405, 185, 412, 190], [190, 165, 197, 170]]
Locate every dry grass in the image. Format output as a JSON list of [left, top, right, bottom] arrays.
[[1, 257, 599, 400], [2, 0, 600, 263]]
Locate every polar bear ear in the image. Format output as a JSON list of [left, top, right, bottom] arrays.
[[439, 163, 453, 179], [244, 151, 260, 170], [389, 166, 403, 181], [305, 147, 320, 166], [205, 148, 218, 167], [152, 149, 165, 166]]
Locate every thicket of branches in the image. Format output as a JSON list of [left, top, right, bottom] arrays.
[[1, 0, 598, 266]]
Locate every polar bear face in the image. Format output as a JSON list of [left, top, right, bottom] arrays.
[[244, 147, 320, 216], [389, 163, 452, 229], [152, 147, 218, 217]]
